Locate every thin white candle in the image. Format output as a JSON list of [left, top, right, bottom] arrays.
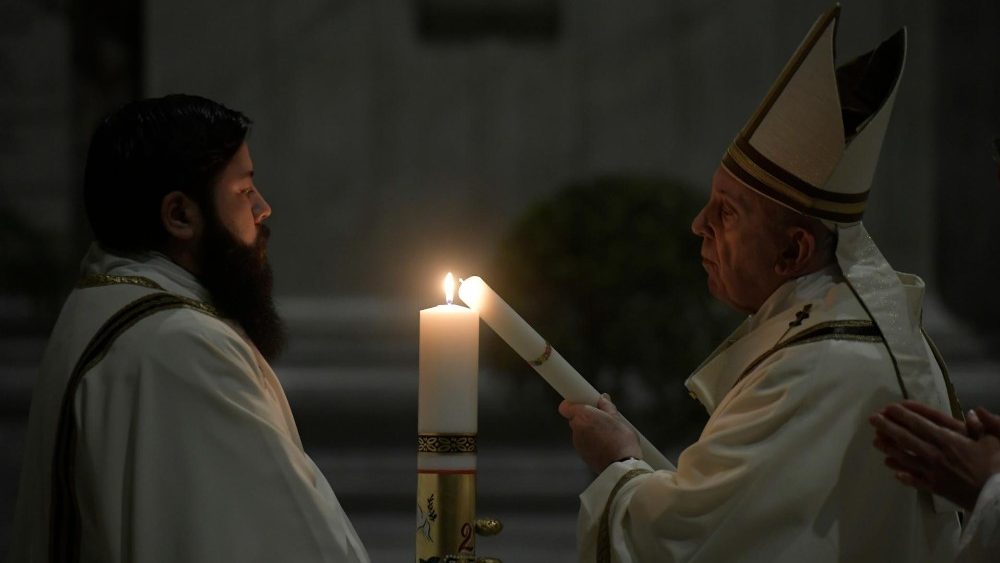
[[458, 275, 672, 471]]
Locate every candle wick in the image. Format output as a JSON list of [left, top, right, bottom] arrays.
[[446, 297, 453, 305]]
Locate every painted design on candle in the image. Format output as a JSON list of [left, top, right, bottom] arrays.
[[415, 472, 476, 562], [416, 493, 437, 541], [530, 343, 553, 366]]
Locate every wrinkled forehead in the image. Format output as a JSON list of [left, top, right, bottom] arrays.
[[712, 166, 762, 208]]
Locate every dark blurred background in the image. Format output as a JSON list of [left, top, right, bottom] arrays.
[[2, 1, 999, 560]]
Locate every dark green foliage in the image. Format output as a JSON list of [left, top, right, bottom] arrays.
[[484, 177, 738, 443]]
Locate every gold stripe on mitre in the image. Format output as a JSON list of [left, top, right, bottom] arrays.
[[723, 139, 868, 223]]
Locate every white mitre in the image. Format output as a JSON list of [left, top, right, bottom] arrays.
[[722, 5, 946, 411]]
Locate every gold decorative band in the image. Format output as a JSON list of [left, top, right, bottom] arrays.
[[724, 140, 867, 223], [418, 434, 477, 454], [739, 320, 883, 382], [530, 343, 553, 366], [77, 274, 164, 290], [597, 468, 652, 563]]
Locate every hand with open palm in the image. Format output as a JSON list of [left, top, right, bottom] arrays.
[[870, 401, 1000, 511]]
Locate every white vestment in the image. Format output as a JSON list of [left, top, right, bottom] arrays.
[[577, 267, 960, 562], [8, 246, 370, 563], [956, 473, 1000, 562]]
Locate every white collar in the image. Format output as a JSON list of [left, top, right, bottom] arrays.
[[748, 264, 842, 331], [684, 265, 843, 413], [79, 243, 213, 304]]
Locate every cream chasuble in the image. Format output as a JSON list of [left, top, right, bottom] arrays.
[[8, 245, 369, 563], [576, 267, 960, 562]]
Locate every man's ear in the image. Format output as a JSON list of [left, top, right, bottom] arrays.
[[160, 191, 201, 241], [774, 227, 816, 277]]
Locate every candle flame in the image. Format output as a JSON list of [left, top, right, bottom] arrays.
[[443, 272, 455, 304]]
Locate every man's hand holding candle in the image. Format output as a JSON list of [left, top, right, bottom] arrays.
[[559, 394, 642, 473], [458, 275, 673, 470]]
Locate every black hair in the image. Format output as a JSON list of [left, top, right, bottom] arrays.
[[83, 94, 252, 253]]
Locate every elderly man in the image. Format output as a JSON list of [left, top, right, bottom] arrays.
[[8, 95, 369, 562], [559, 7, 961, 562]]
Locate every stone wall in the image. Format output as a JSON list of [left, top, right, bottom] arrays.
[[3, 1, 996, 317], [0, 3, 73, 255], [143, 0, 948, 301]]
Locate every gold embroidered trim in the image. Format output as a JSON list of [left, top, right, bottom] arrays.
[[790, 332, 882, 346], [739, 320, 884, 382], [922, 327, 963, 420], [165, 296, 218, 320], [418, 433, 478, 454], [77, 297, 217, 375], [597, 468, 651, 563], [76, 275, 216, 319], [77, 273, 164, 290], [789, 319, 881, 342]]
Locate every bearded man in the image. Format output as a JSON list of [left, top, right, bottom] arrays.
[[559, 7, 961, 562], [8, 95, 369, 562]]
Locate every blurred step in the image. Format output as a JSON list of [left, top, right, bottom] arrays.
[[923, 292, 989, 361], [278, 296, 417, 367]]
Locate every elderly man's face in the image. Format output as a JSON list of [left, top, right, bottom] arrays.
[[691, 167, 787, 313]]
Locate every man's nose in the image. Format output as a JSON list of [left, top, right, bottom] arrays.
[[691, 205, 709, 237], [253, 192, 272, 223]]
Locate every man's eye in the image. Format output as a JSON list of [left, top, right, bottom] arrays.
[[721, 206, 735, 219]]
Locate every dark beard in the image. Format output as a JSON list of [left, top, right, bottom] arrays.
[[198, 218, 286, 362]]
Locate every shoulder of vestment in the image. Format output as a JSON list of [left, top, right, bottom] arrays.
[[686, 278, 882, 412], [73, 280, 256, 375], [739, 282, 882, 378]]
